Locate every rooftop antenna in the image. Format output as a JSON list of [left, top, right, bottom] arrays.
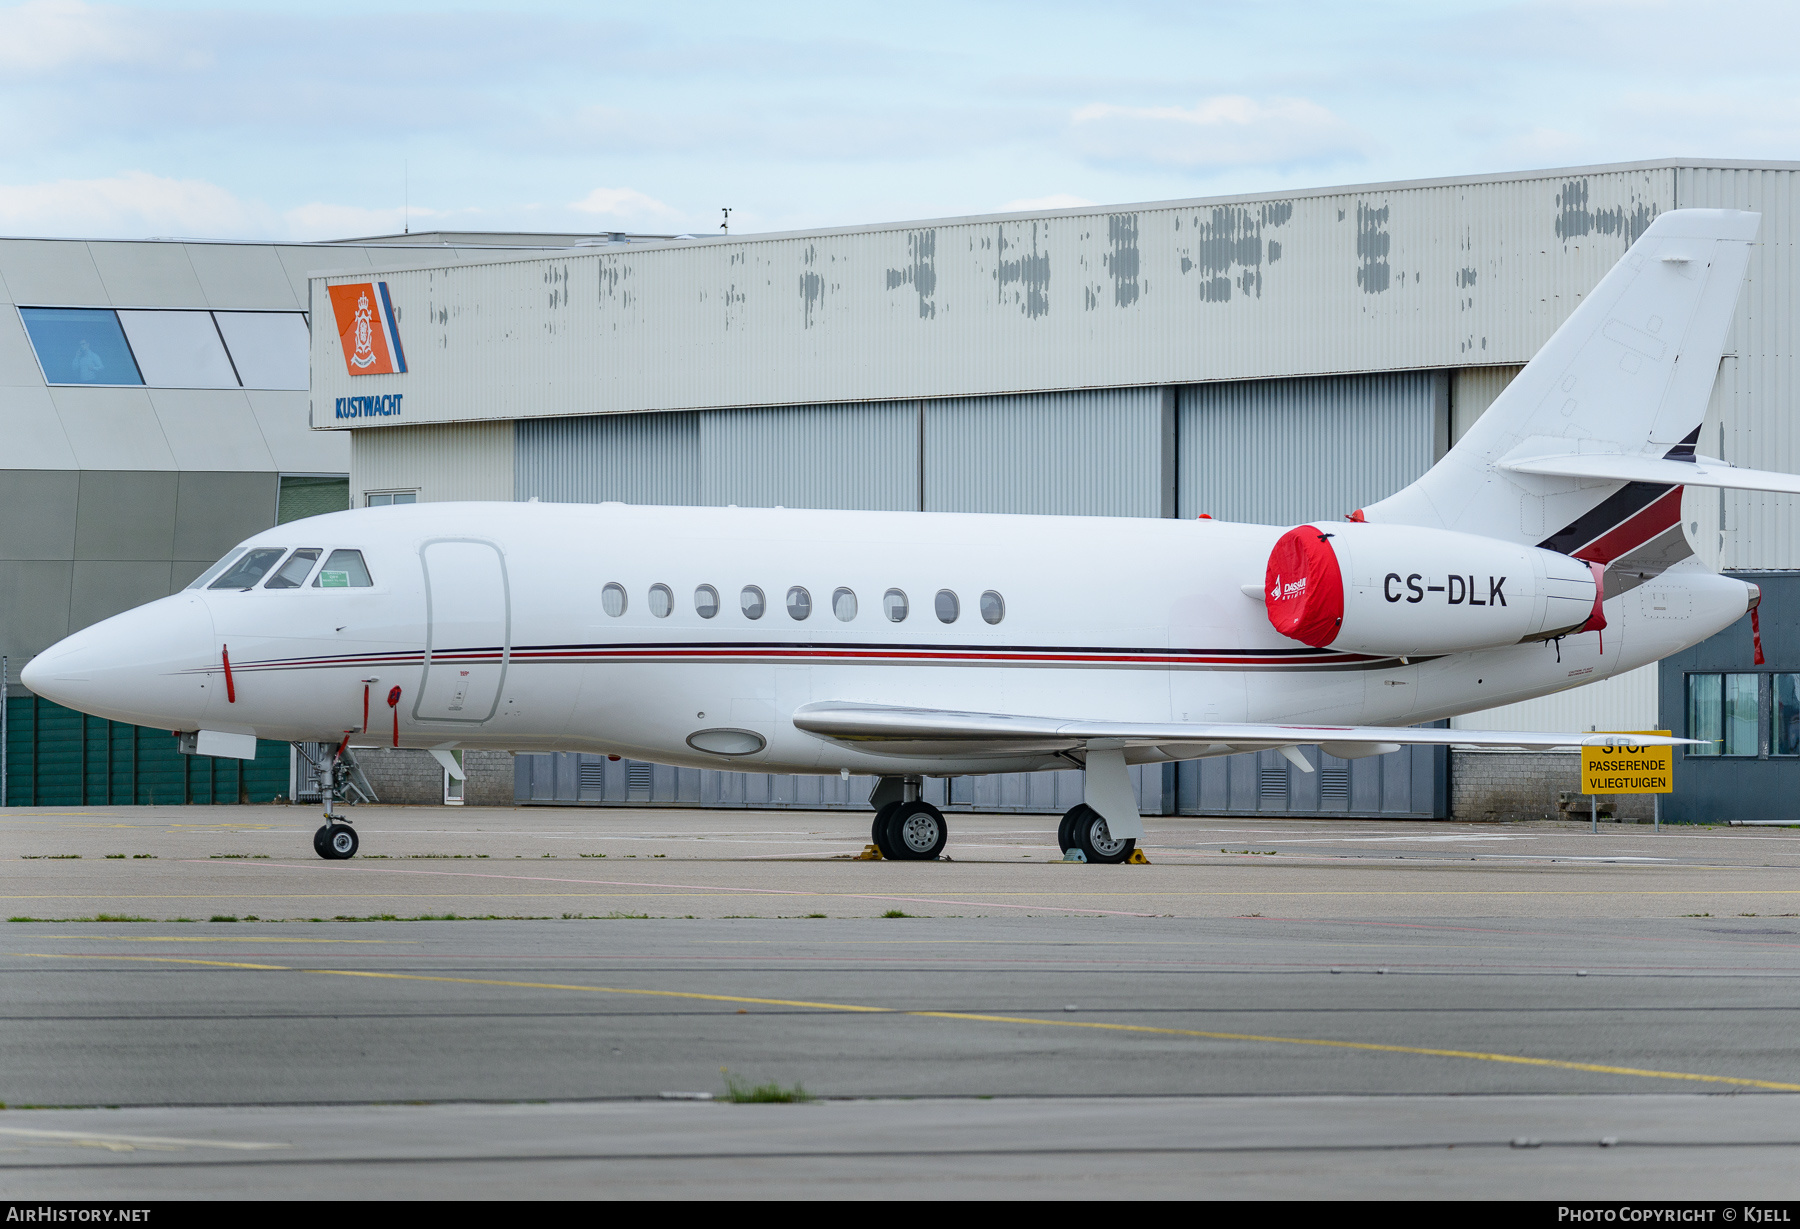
[[404, 161, 409, 234], [721, 207, 731, 235]]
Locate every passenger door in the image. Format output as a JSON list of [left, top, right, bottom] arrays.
[[413, 539, 510, 723]]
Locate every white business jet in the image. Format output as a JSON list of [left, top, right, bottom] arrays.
[[23, 210, 1794, 862]]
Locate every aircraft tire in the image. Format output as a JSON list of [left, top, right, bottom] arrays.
[[882, 801, 947, 861], [1069, 808, 1133, 865], [320, 824, 359, 860], [1056, 805, 1091, 853], [313, 825, 332, 858], [870, 802, 902, 859]]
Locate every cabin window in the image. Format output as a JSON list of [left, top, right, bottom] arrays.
[[648, 584, 674, 618], [209, 547, 286, 590], [601, 583, 628, 617], [787, 586, 812, 620], [264, 548, 322, 589], [980, 590, 1005, 625], [311, 549, 373, 588], [187, 548, 248, 590], [741, 585, 766, 620], [832, 588, 858, 621], [694, 585, 720, 619], [935, 589, 960, 624], [884, 589, 908, 622]]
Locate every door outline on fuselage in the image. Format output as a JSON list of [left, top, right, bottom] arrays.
[[413, 536, 511, 724]]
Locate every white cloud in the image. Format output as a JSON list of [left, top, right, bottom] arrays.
[[0, 171, 271, 238], [1069, 95, 1371, 172], [569, 187, 682, 226], [1000, 193, 1098, 213], [0, 0, 184, 73]]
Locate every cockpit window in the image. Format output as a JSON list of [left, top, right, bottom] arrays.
[[187, 547, 248, 590], [312, 549, 374, 588], [264, 548, 321, 589], [209, 547, 286, 590]]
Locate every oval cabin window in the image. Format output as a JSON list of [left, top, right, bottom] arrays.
[[884, 589, 908, 622], [832, 588, 858, 621], [694, 585, 720, 619], [935, 589, 960, 624], [741, 586, 766, 620], [648, 584, 673, 618], [601, 583, 628, 617]]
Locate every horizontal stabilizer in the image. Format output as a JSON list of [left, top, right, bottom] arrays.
[[1498, 452, 1800, 495], [793, 702, 1698, 758]]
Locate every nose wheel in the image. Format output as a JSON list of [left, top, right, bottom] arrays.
[[1058, 804, 1134, 865], [314, 823, 359, 860]]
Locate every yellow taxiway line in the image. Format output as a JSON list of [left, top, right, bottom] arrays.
[[17, 951, 1800, 1094]]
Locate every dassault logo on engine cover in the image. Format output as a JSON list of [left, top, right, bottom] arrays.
[[1382, 573, 1508, 606]]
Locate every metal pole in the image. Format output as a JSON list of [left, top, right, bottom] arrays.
[[1, 655, 8, 810], [1654, 793, 1661, 834], [1591, 792, 1597, 834]]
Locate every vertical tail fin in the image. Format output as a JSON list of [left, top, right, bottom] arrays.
[[1363, 208, 1758, 584]]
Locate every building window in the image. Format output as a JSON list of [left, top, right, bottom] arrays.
[[366, 491, 418, 507], [1774, 675, 1800, 756], [1687, 672, 1759, 756], [19, 307, 143, 385], [18, 306, 310, 390]]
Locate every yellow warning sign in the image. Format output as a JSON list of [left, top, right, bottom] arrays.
[[1581, 731, 1673, 794]]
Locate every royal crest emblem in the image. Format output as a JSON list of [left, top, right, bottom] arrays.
[[351, 291, 377, 369], [328, 281, 408, 377]]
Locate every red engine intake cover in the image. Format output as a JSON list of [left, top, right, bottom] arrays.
[[1265, 525, 1345, 647]]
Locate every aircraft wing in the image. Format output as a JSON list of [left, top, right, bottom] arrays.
[[792, 701, 1699, 760], [1497, 452, 1800, 495]]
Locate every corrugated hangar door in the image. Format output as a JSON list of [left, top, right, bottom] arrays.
[[1177, 369, 1450, 817]]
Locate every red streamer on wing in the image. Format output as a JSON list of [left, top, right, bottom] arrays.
[[221, 645, 235, 704]]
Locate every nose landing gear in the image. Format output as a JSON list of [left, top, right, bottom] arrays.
[[314, 823, 359, 860]]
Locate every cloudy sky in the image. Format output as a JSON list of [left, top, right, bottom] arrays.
[[2, 0, 1798, 241]]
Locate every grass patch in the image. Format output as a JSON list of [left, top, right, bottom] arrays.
[[804, 913, 827, 919], [20, 855, 80, 860], [579, 853, 607, 859], [720, 1069, 811, 1104], [208, 855, 268, 860], [105, 854, 126, 860], [133, 854, 157, 859], [881, 909, 913, 919], [209, 915, 239, 923], [1222, 849, 1278, 856], [93, 914, 150, 923]]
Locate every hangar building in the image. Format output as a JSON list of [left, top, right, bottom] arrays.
[[0, 230, 669, 806], [306, 160, 1800, 821]]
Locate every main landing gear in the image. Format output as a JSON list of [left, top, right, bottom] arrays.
[[314, 823, 359, 860], [871, 799, 949, 860], [1057, 803, 1136, 865], [867, 776, 948, 860]]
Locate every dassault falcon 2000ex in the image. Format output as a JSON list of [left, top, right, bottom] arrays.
[[23, 209, 1800, 862]]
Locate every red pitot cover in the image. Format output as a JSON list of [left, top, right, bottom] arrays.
[[1265, 525, 1345, 647]]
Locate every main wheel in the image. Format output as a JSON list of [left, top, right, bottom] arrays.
[[319, 823, 359, 860], [1067, 807, 1134, 865], [870, 801, 902, 859], [1057, 805, 1090, 854], [881, 801, 947, 861]]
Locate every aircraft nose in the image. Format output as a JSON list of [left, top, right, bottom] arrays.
[[22, 595, 215, 728]]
